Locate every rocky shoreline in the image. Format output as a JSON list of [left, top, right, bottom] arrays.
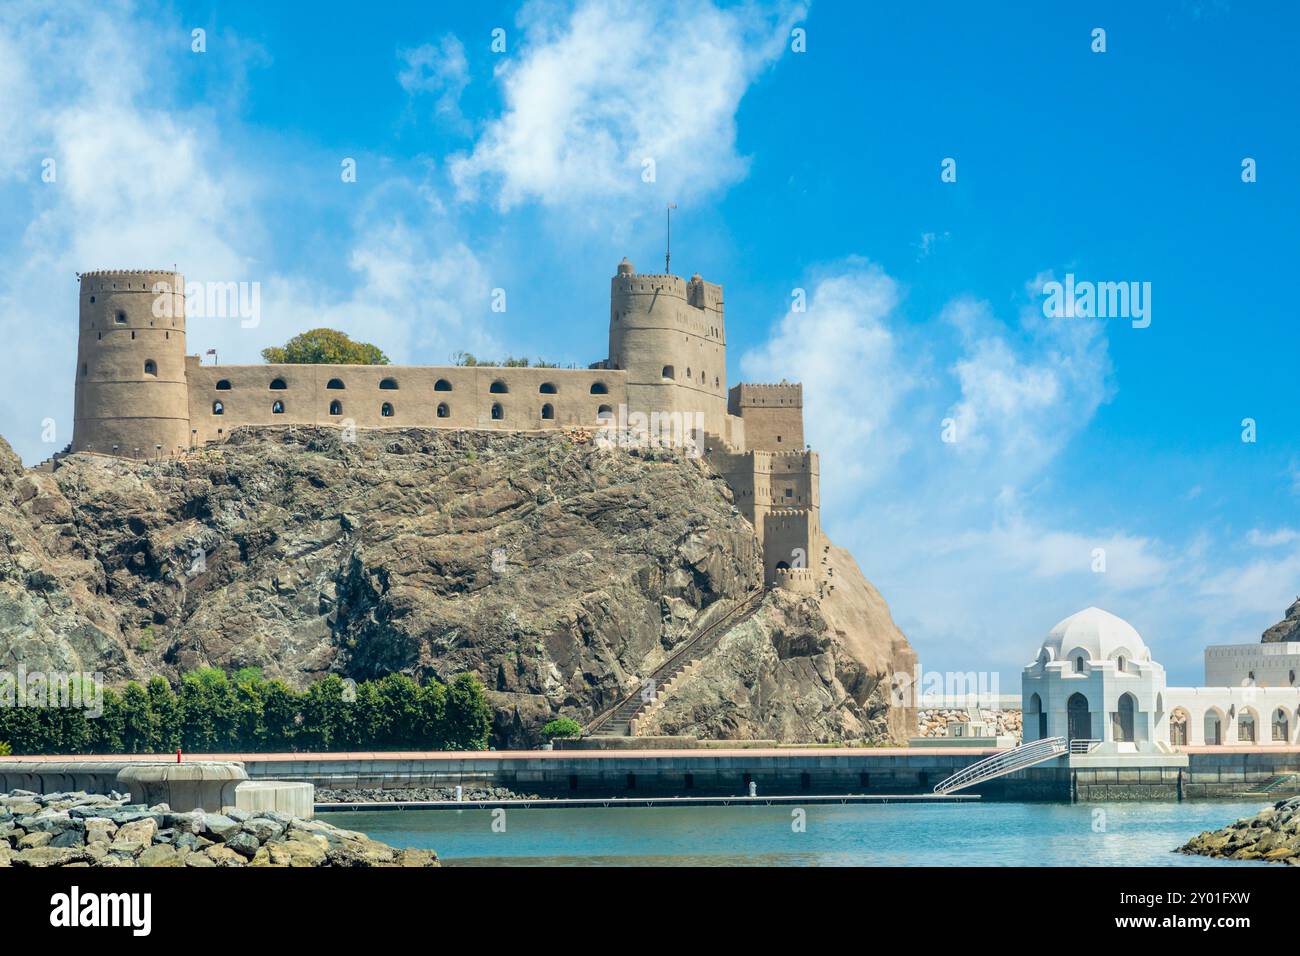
[[0, 789, 437, 867], [317, 785, 538, 803], [1178, 798, 1300, 864]]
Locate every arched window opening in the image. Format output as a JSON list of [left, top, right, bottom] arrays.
[[539, 382, 557, 394], [1027, 692, 1047, 741], [326, 378, 345, 390], [1116, 655, 1126, 673], [596, 404, 613, 421], [541, 403, 555, 420], [1073, 655, 1085, 673], [115, 311, 127, 325], [270, 378, 287, 390], [490, 402, 503, 420], [212, 401, 224, 415], [490, 380, 509, 394], [144, 359, 157, 377], [1238, 712, 1257, 743], [661, 365, 675, 380], [380, 402, 394, 417], [434, 379, 453, 391], [1273, 709, 1290, 742], [590, 381, 608, 394], [436, 402, 450, 418], [329, 400, 342, 416], [380, 378, 398, 390], [215, 379, 232, 390], [1113, 693, 1136, 743], [1205, 711, 1222, 746], [1067, 692, 1090, 744], [271, 400, 285, 414], [1170, 708, 1189, 747]]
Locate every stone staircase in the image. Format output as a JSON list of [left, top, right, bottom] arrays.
[[31, 443, 72, 473], [1250, 773, 1300, 795], [585, 589, 767, 738]]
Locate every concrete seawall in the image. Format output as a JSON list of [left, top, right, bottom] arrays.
[[6, 746, 1300, 802]]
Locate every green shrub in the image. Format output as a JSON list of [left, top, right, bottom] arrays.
[[0, 741, 10, 756], [540, 717, 583, 740]]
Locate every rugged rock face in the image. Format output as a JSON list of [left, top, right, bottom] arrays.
[[0, 427, 914, 746], [637, 548, 918, 743], [1179, 798, 1300, 864], [1261, 598, 1300, 643]]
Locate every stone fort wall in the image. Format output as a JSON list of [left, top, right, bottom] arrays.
[[70, 262, 826, 590], [187, 360, 628, 447]]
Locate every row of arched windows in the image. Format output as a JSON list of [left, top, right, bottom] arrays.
[[659, 365, 718, 387], [214, 378, 609, 394], [211, 401, 615, 420]]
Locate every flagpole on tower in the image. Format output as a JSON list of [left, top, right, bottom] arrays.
[[665, 203, 677, 274]]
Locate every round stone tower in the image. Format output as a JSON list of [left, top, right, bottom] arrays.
[[607, 257, 728, 436], [73, 270, 190, 458]]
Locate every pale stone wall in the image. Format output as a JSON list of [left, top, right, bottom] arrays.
[[186, 360, 627, 447], [728, 383, 803, 451]]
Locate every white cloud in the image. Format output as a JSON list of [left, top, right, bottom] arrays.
[[398, 35, 471, 130], [740, 260, 918, 500], [1247, 528, 1300, 548], [943, 294, 1112, 479], [451, 0, 804, 211], [0, 1, 496, 462]]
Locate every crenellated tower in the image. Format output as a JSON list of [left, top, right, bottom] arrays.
[[606, 258, 736, 444], [73, 270, 190, 458]]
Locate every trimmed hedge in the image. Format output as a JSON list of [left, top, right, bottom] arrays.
[[0, 669, 492, 755]]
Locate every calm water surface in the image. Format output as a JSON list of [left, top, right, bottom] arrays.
[[320, 800, 1271, 866]]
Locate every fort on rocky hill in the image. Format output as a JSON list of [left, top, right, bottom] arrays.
[[72, 260, 821, 590], [14, 259, 918, 745]]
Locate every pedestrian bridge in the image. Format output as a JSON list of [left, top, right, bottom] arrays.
[[933, 736, 1067, 795]]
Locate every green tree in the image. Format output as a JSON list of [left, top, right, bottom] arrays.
[[261, 328, 389, 366], [300, 675, 351, 750], [375, 673, 421, 749], [147, 676, 181, 751], [260, 679, 300, 751], [179, 668, 239, 751], [120, 682, 155, 753], [443, 673, 492, 750]]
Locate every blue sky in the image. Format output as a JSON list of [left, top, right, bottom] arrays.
[[1, 0, 1297, 686]]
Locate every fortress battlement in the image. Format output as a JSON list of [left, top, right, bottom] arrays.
[[79, 269, 180, 277], [79, 270, 183, 294], [69, 257, 824, 591]]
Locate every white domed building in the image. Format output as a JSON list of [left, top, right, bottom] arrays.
[[1023, 606, 1300, 752], [1022, 607, 1168, 753]]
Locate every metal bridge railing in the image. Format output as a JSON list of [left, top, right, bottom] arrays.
[[932, 736, 1067, 795], [1069, 738, 1101, 754]]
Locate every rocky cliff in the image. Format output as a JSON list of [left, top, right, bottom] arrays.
[[1261, 598, 1300, 643], [0, 427, 914, 746]]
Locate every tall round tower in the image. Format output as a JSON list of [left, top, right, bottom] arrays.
[[607, 257, 728, 436], [73, 270, 190, 458]]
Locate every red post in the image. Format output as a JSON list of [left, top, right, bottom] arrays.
[[176, 747, 182, 764]]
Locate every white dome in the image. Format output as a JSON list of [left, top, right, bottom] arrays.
[[1039, 607, 1150, 664]]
